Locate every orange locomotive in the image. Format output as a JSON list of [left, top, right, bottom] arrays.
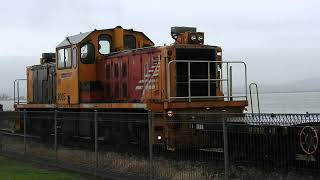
[[15, 26, 248, 150]]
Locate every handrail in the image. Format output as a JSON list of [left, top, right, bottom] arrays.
[[166, 60, 248, 102], [249, 83, 261, 116], [14, 79, 27, 105]]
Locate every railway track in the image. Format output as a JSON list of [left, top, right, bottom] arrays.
[[0, 130, 40, 139]]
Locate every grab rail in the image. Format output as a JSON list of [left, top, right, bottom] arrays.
[[14, 79, 27, 105], [249, 83, 260, 116]]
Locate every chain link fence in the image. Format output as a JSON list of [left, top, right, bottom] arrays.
[[0, 111, 320, 180]]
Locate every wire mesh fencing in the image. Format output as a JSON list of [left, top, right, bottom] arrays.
[[0, 111, 320, 180]]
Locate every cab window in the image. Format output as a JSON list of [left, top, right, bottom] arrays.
[[99, 35, 112, 55], [57, 47, 72, 69], [58, 49, 64, 68], [65, 48, 72, 68], [72, 47, 77, 68], [80, 43, 95, 64], [124, 35, 136, 49]]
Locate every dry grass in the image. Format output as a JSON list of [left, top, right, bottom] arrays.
[[1, 138, 223, 179], [3, 137, 317, 180], [153, 158, 223, 180]]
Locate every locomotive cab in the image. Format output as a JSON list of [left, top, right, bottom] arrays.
[[54, 26, 154, 105]]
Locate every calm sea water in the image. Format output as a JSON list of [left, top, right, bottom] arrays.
[[1, 92, 319, 113], [0, 100, 14, 111], [247, 91, 320, 114]]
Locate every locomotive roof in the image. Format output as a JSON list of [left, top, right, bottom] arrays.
[[57, 31, 92, 48], [56, 27, 154, 49]]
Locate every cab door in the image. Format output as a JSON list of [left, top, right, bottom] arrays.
[[56, 46, 79, 105]]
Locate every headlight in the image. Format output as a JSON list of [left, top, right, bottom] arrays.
[[190, 33, 197, 41], [197, 34, 204, 41], [167, 110, 173, 117], [157, 135, 162, 140], [198, 33, 204, 43]]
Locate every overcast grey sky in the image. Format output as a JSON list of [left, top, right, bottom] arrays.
[[0, 0, 320, 94]]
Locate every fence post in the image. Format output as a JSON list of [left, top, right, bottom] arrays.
[[94, 110, 98, 174], [148, 111, 154, 180], [223, 110, 229, 180], [54, 110, 57, 162], [17, 81, 20, 104], [23, 109, 26, 154]]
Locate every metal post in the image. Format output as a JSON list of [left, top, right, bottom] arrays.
[[222, 110, 229, 180], [148, 111, 154, 180], [229, 66, 233, 101], [188, 62, 191, 102], [166, 57, 170, 102], [14, 80, 16, 104], [255, 85, 261, 117], [226, 63, 229, 101], [219, 64, 223, 93], [243, 62, 248, 101], [54, 110, 57, 162], [17, 81, 20, 104], [23, 109, 26, 154], [208, 62, 210, 96], [94, 110, 98, 172], [249, 86, 254, 115]]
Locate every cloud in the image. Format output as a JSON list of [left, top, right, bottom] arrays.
[[0, 0, 319, 91]]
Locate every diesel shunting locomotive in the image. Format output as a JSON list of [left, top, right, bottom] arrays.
[[13, 26, 248, 150]]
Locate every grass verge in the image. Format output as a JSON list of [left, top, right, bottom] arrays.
[[0, 155, 87, 180]]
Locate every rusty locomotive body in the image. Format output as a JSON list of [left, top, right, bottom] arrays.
[[14, 26, 248, 150]]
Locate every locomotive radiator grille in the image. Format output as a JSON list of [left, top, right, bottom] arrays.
[[167, 48, 248, 102], [175, 48, 216, 98]]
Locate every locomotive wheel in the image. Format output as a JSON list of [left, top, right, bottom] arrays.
[[300, 126, 318, 155]]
